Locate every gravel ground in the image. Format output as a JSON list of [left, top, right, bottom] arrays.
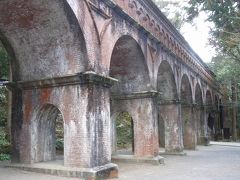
[[0, 145, 240, 180]]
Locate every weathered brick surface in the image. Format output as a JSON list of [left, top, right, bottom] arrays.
[[111, 98, 159, 157], [0, 0, 221, 174]]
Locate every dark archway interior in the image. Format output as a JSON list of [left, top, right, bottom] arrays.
[[195, 84, 203, 105], [181, 75, 193, 127], [157, 61, 178, 148], [206, 90, 212, 106], [32, 104, 63, 163], [110, 35, 150, 94], [157, 61, 178, 101], [181, 75, 192, 105]]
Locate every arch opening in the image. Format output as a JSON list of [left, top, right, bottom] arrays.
[[195, 83, 204, 144], [157, 61, 178, 101], [110, 35, 150, 156], [115, 112, 134, 155], [181, 74, 195, 149], [181, 75, 193, 105], [31, 104, 64, 163], [110, 35, 150, 94], [157, 61, 178, 150]]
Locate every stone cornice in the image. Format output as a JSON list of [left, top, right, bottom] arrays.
[[6, 72, 118, 90], [112, 90, 158, 100], [158, 99, 180, 105]]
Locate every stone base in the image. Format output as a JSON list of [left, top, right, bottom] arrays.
[[111, 155, 164, 165], [3, 161, 118, 179], [159, 151, 187, 156]]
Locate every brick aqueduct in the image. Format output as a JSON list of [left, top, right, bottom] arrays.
[[0, 0, 221, 179]]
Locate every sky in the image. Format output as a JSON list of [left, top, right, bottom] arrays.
[[181, 12, 216, 63], [158, 0, 216, 63]]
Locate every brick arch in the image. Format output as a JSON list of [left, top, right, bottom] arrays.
[[101, 24, 149, 75], [66, 0, 101, 71], [181, 74, 193, 104], [0, 31, 20, 81], [109, 35, 150, 94], [195, 83, 203, 105], [157, 60, 178, 101], [0, 0, 89, 81], [205, 90, 213, 105]]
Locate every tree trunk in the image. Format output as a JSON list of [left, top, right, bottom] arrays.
[[231, 80, 237, 141]]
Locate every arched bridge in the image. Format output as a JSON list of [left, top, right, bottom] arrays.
[[0, 0, 221, 179]]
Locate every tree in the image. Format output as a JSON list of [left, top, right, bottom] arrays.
[[187, 0, 240, 140], [208, 54, 240, 140], [153, 0, 187, 31], [186, 0, 240, 63]]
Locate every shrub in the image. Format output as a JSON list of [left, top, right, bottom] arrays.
[[0, 127, 10, 161]]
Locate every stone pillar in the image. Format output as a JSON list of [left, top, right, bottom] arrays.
[[58, 72, 118, 169], [7, 72, 118, 178], [182, 103, 196, 150], [159, 100, 184, 153], [111, 91, 159, 158]]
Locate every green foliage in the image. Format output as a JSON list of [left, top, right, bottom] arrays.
[[0, 128, 9, 147], [0, 42, 9, 80], [116, 112, 133, 149], [0, 153, 10, 161], [208, 54, 240, 83], [0, 41, 10, 161], [186, 0, 240, 63], [0, 127, 10, 161], [153, 0, 187, 31], [187, 1, 240, 137], [55, 114, 64, 153], [56, 138, 64, 151], [0, 87, 7, 127]]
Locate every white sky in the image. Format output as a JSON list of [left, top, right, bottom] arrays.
[[160, 0, 216, 63], [181, 12, 216, 63]]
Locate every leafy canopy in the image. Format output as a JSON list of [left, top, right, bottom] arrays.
[[186, 0, 240, 63], [153, 0, 187, 31]]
